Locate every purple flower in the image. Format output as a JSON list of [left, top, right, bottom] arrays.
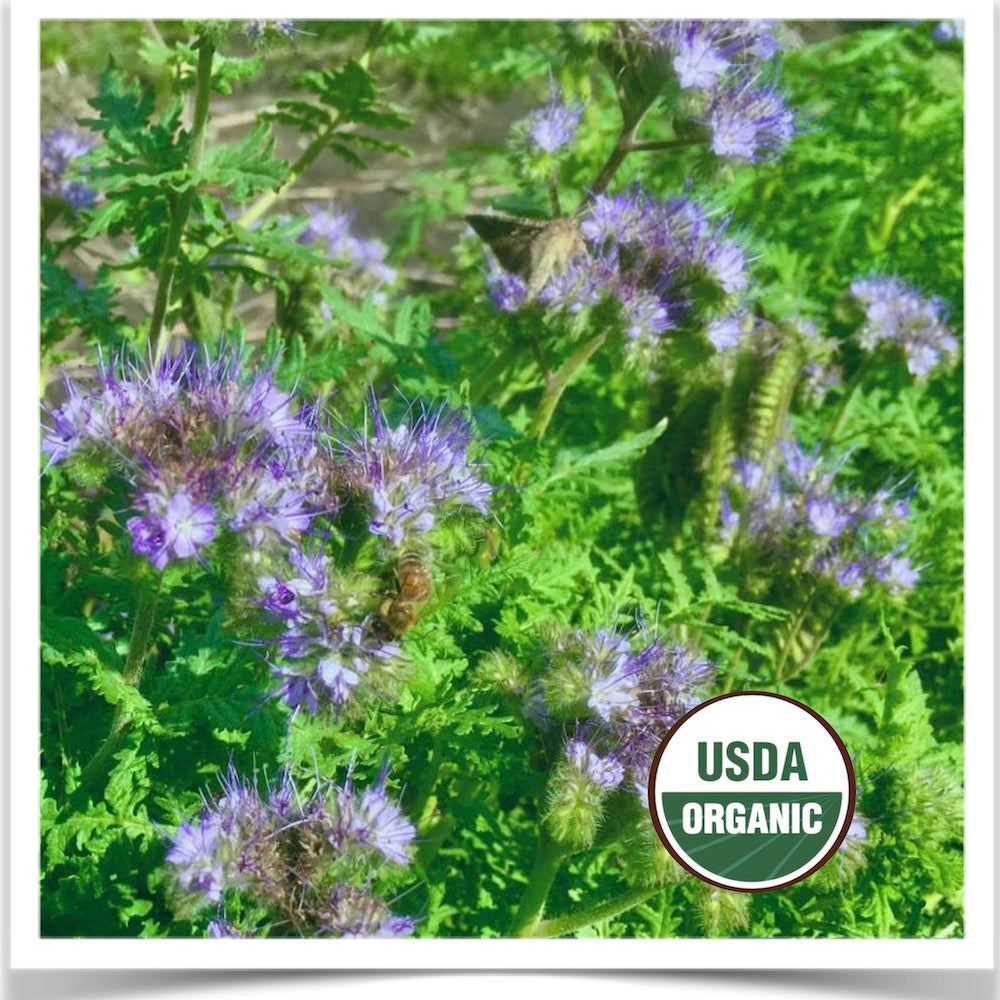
[[339, 772, 417, 864], [166, 814, 226, 903], [244, 20, 300, 41], [850, 276, 959, 377], [565, 737, 625, 790], [672, 32, 730, 89], [340, 397, 493, 547], [41, 129, 96, 211], [707, 312, 747, 352], [268, 614, 402, 716], [299, 204, 396, 288], [878, 555, 921, 593], [705, 239, 749, 294], [621, 290, 673, 347], [521, 87, 584, 154], [806, 497, 849, 538], [163, 492, 217, 558], [707, 79, 796, 161], [932, 20, 963, 41]]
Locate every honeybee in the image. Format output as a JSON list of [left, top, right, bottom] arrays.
[[466, 213, 587, 303], [378, 550, 433, 635]]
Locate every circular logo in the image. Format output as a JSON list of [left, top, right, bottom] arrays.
[[647, 692, 855, 892]]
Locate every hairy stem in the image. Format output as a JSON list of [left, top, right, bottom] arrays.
[[81, 584, 160, 791], [527, 884, 665, 938], [530, 331, 608, 438], [151, 36, 214, 363], [510, 835, 567, 937]]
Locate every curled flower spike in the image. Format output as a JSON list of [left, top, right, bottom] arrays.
[[165, 765, 415, 938], [722, 437, 921, 595], [850, 276, 959, 377], [340, 395, 493, 548], [41, 345, 332, 570]]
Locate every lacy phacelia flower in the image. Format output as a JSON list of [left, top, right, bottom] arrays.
[[486, 187, 751, 357], [706, 78, 796, 161], [244, 20, 300, 41], [721, 438, 920, 595], [300, 204, 397, 288], [165, 765, 415, 938], [850, 276, 959, 377], [517, 86, 584, 154], [41, 129, 96, 212], [538, 627, 714, 794], [41, 347, 332, 568], [637, 20, 796, 162], [340, 398, 493, 547]]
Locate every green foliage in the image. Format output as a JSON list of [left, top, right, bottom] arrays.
[[39, 19, 963, 941]]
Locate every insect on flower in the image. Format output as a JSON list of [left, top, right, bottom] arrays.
[[378, 549, 433, 635], [466, 213, 587, 302]]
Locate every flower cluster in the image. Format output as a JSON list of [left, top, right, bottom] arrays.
[[243, 20, 300, 41], [166, 765, 416, 937], [537, 627, 714, 800], [258, 543, 404, 714], [850, 276, 959, 377], [720, 438, 920, 596], [41, 129, 96, 213], [487, 186, 750, 356], [42, 347, 331, 569], [300, 204, 397, 292], [339, 398, 493, 549], [639, 20, 796, 161]]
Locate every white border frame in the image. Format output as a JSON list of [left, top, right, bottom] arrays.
[[8, 0, 994, 970]]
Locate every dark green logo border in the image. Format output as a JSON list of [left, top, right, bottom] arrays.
[[646, 691, 856, 893]]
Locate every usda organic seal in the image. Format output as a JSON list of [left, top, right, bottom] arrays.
[[647, 691, 855, 892]]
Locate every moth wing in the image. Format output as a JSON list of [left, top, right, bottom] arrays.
[[465, 214, 543, 276]]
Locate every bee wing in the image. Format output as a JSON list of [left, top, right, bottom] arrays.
[[465, 214, 544, 277]]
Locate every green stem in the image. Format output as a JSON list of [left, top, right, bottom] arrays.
[[773, 585, 818, 688], [628, 137, 699, 153], [530, 331, 608, 438], [823, 355, 875, 448], [470, 340, 526, 405], [527, 884, 665, 938], [510, 835, 567, 937], [872, 173, 932, 251], [151, 36, 215, 364], [588, 123, 638, 200], [81, 584, 160, 791]]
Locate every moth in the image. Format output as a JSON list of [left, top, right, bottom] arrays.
[[466, 213, 587, 303]]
